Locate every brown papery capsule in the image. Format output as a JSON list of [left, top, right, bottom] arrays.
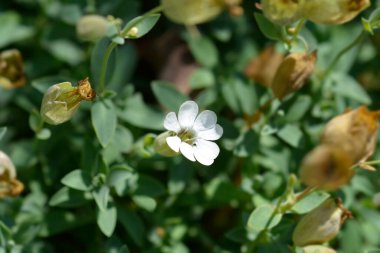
[[245, 46, 284, 87], [0, 49, 26, 89], [271, 51, 316, 100], [300, 0, 370, 25], [300, 144, 354, 191], [321, 106, 380, 166], [293, 198, 351, 247]]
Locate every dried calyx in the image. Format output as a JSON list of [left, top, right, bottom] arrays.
[[0, 151, 24, 198], [292, 198, 352, 247]]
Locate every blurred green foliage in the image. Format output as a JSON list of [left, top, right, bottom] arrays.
[[1, 0, 380, 253]]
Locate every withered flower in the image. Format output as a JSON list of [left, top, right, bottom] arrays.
[[271, 51, 317, 100], [321, 106, 380, 166], [300, 144, 354, 190], [245, 46, 284, 87], [0, 151, 24, 198], [40, 78, 96, 125], [261, 0, 302, 25], [300, 0, 370, 25], [293, 198, 351, 247], [0, 49, 26, 89]]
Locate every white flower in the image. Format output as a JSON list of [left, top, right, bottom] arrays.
[[163, 100, 223, 166]]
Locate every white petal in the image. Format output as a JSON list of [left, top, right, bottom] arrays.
[[193, 149, 215, 166], [179, 142, 196, 162], [195, 139, 220, 159], [178, 101, 198, 129], [193, 110, 217, 132], [164, 112, 181, 132], [197, 124, 223, 141], [166, 136, 181, 152]]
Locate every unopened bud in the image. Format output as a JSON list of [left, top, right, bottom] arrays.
[[0, 151, 24, 198], [126, 27, 139, 38], [293, 198, 351, 247], [302, 245, 337, 253], [154, 131, 180, 157], [271, 51, 317, 100], [40, 78, 96, 125], [321, 106, 380, 165], [0, 49, 26, 89], [300, 145, 354, 190], [161, 0, 224, 25], [261, 0, 302, 25], [300, 0, 370, 24], [76, 15, 109, 42]]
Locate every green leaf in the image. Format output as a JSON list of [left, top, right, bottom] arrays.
[[45, 39, 85, 66], [330, 73, 371, 104], [49, 187, 92, 207], [36, 128, 51, 140], [132, 195, 157, 212], [254, 13, 282, 41], [134, 175, 166, 197], [31, 76, 72, 93], [123, 14, 160, 39], [91, 100, 117, 148], [285, 95, 312, 122], [107, 166, 134, 188], [92, 185, 110, 212], [61, 169, 92, 191], [277, 124, 303, 148], [119, 94, 165, 130], [118, 208, 145, 246], [97, 202, 117, 237], [247, 205, 282, 233], [151, 81, 189, 111], [0, 127, 6, 141], [189, 68, 215, 89], [0, 12, 34, 48], [187, 35, 219, 68], [291, 191, 330, 214], [168, 163, 193, 195]]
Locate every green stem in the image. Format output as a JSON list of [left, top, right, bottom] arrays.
[[323, 30, 366, 78], [98, 42, 117, 95], [98, 5, 163, 94]]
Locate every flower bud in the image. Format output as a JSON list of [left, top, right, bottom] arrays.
[[300, 0, 370, 24], [293, 198, 351, 247], [76, 15, 109, 42], [0, 49, 26, 89], [300, 144, 354, 190], [321, 106, 379, 165], [154, 131, 180, 157], [40, 77, 96, 125], [261, 0, 302, 25], [161, 0, 224, 25], [245, 46, 284, 87], [271, 51, 316, 100], [0, 151, 24, 198], [302, 245, 337, 253]]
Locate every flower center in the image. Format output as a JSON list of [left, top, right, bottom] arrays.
[[178, 129, 196, 145]]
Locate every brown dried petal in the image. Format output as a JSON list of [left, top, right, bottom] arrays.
[[271, 51, 316, 100], [0, 49, 26, 89], [245, 46, 284, 87], [321, 106, 380, 165], [300, 144, 354, 190]]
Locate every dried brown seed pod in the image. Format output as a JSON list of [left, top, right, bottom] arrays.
[[271, 51, 317, 100]]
